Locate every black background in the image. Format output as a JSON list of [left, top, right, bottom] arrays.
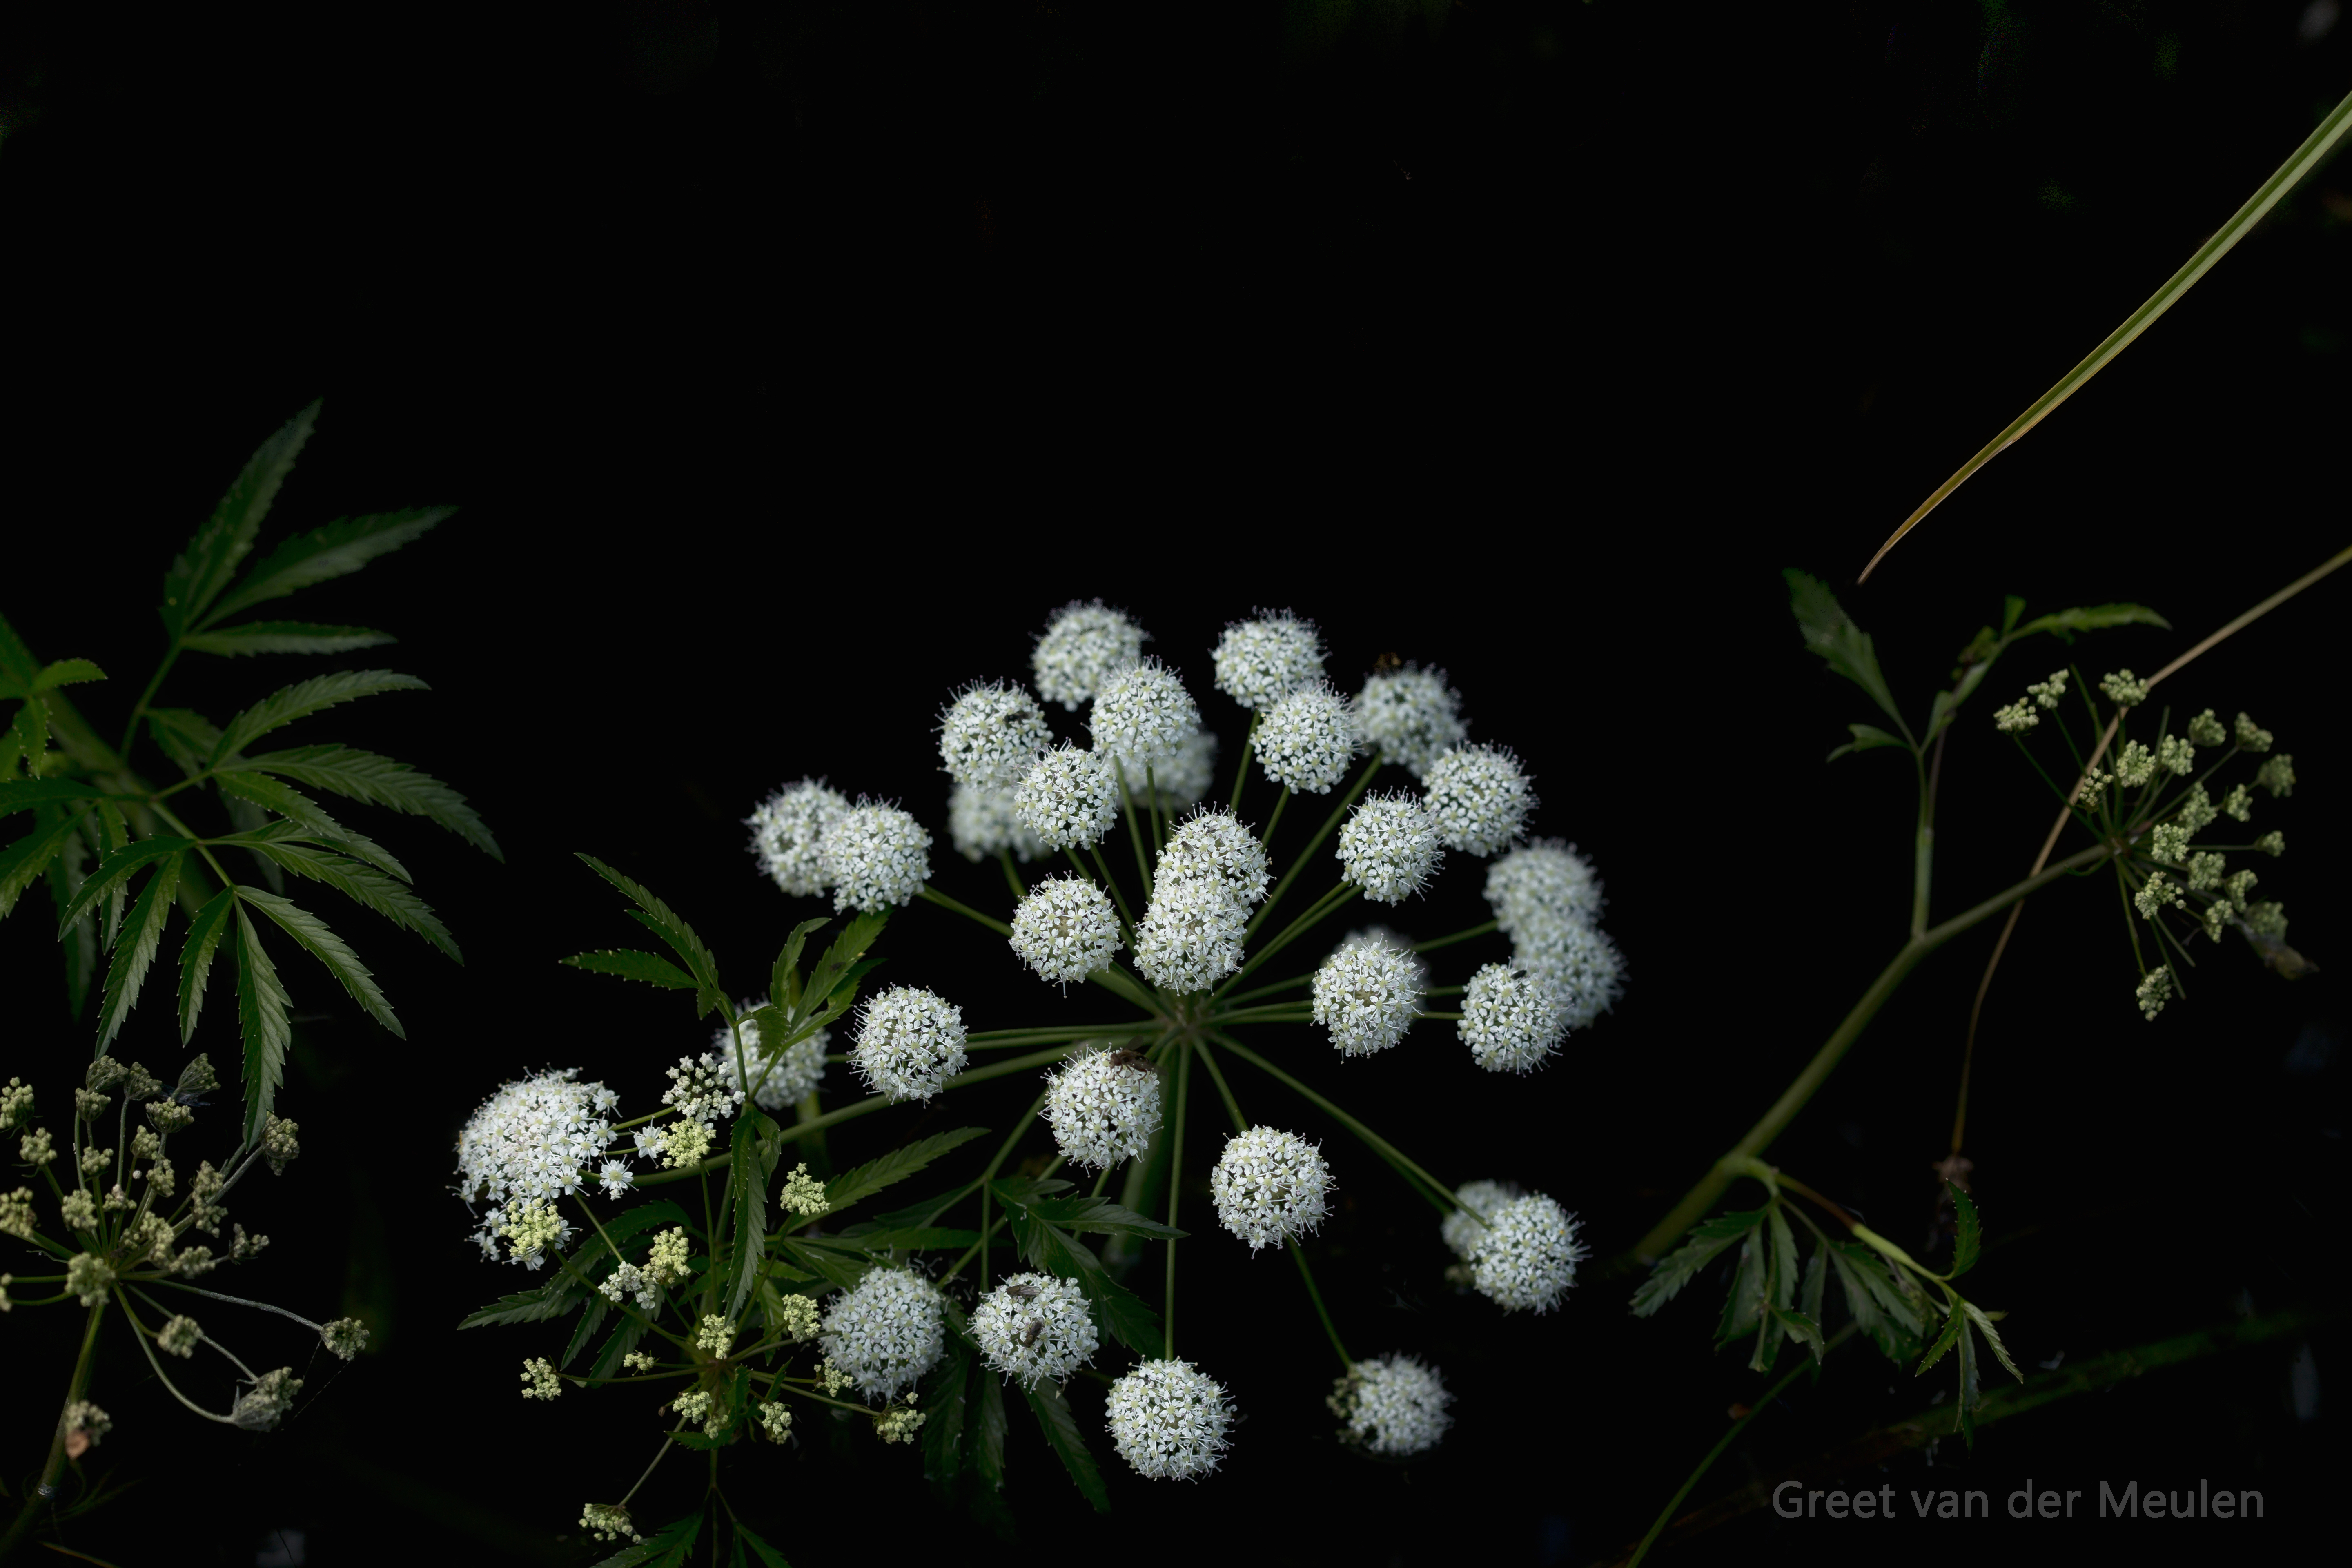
[[2, 2, 2346, 1565]]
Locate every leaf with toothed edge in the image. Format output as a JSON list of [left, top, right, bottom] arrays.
[[232, 901, 292, 1142], [0, 808, 93, 920], [200, 508, 452, 626], [237, 885, 403, 1039], [162, 402, 317, 640], [1948, 1182, 1982, 1278], [95, 854, 182, 1051], [562, 949, 696, 989], [225, 744, 500, 860], [177, 887, 236, 1044], [575, 853, 723, 1017], [1022, 1377, 1111, 1512]]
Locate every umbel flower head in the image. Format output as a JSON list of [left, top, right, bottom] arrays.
[[712, 1000, 828, 1112], [851, 986, 969, 1102], [1440, 1179, 1521, 1260], [949, 782, 1047, 864], [1485, 839, 1604, 933], [1212, 610, 1325, 708], [1466, 1192, 1588, 1313], [746, 779, 850, 898], [1016, 742, 1123, 851], [1119, 726, 1218, 814], [454, 1068, 621, 1264], [1009, 875, 1124, 987], [1209, 1125, 1335, 1252], [972, 1272, 1101, 1387], [1336, 792, 1444, 904], [1042, 1045, 1163, 1169], [1459, 964, 1567, 1073], [938, 680, 1053, 789], [1104, 1358, 1234, 1481], [1357, 663, 1467, 780], [820, 800, 933, 913], [1511, 912, 1625, 1032], [818, 1265, 947, 1399], [1329, 1355, 1454, 1457], [1158, 806, 1272, 907], [1422, 743, 1537, 857], [1133, 873, 1247, 993], [229, 1368, 303, 1431], [1089, 657, 1203, 768], [1255, 680, 1362, 795], [1034, 599, 1149, 711], [1311, 931, 1424, 1057]]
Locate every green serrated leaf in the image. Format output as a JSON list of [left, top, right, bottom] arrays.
[[561, 949, 697, 989], [243, 839, 459, 961], [1630, 1209, 1764, 1318], [237, 885, 403, 1038], [774, 1237, 869, 1293], [1955, 1313, 1983, 1447], [1714, 1233, 1767, 1351], [798, 910, 887, 1025], [774, 917, 829, 1013], [998, 1194, 1163, 1356], [1766, 1207, 1799, 1314], [201, 507, 452, 626], [1962, 1301, 2024, 1383], [145, 708, 223, 779], [94, 802, 130, 947], [0, 807, 91, 919], [922, 1334, 974, 1489], [95, 853, 182, 1051], [0, 780, 112, 817], [1786, 569, 1911, 739], [729, 1114, 774, 1320], [588, 1310, 656, 1382], [9, 697, 46, 771], [1774, 1307, 1827, 1363], [1915, 1305, 1964, 1376], [0, 614, 43, 699], [588, 1510, 702, 1568], [456, 1275, 591, 1329], [209, 669, 429, 766], [183, 621, 398, 657], [1826, 1240, 1925, 1364], [823, 1127, 992, 1215], [52, 834, 192, 935], [562, 1292, 613, 1370], [1825, 722, 1911, 764], [215, 761, 413, 883], [2012, 603, 2171, 641], [577, 853, 723, 1017], [972, 1362, 1008, 1492], [163, 402, 318, 640], [31, 659, 107, 693], [868, 1184, 981, 1234], [1025, 1196, 1183, 1240], [732, 1521, 793, 1568], [828, 1226, 983, 1252], [177, 886, 235, 1044], [1948, 1183, 1982, 1278], [1022, 1378, 1110, 1512], [232, 901, 292, 1141], [1800, 1241, 1828, 1330], [228, 744, 500, 860]]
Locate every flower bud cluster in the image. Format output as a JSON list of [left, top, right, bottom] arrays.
[[1009, 875, 1123, 986], [1034, 601, 1149, 711], [1016, 743, 1123, 850], [972, 1271, 1100, 1386], [1311, 931, 1424, 1057], [1255, 682, 1360, 795], [820, 801, 933, 913]]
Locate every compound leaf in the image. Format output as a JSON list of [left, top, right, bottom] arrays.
[[95, 853, 182, 1051], [184, 621, 396, 657], [232, 900, 293, 1141], [202, 507, 452, 625], [238, 885, 402, 1038], [825, 1127, 991, 1214], [164, 402, 317, 640], [229, 743, 499, 860], [210, 670, 429, 765], [1021, 1378, 1110, 1513]]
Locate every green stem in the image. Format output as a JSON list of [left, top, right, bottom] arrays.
[[938, 1092, 1051, 1284], [1145, 764, 1165, 861], [1209, 1031, 1453, 1216], [998, 848, 1027, 903], [1165, 1037, 1192, 1358], [1216, 973, 1314, 1007], [1229, 712, 1259, 812], [1216, 883, 1358, 999], [1207, 1005, 1314, 1025], [1289, 1239, 1352, 1374], [918, 884, 1012, 937], [0, 1302, 107, 1560], [1259, 786, 1290, 848], [1410, 918, 1497, 954], [118, 642, 184, 760], [1087, 844, 1138, 944], [1249, 755, 1379, 935], [1190, 1034, 1246, 1129], [1118, 766, 1153, 900]]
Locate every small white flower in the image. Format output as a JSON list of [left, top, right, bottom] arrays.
[[711, 1000, 828, 1111], [1467, 1192, 1588, 1313], [1440, 1179, 1521, 1260], [1255, 681, 1361, 795], [1510, 912, 1625, 1031], [597, 1160, 633, 1200], [1034, 600, 1149, 711], [1336, 792, 1444, 904], [938, 681, 1053, 789], [949, 782, 1048, 864], [1310, 932, 1424, 1057], [820, 800, 933, 913], [746, 779, 851, 897], [1459, 964, 1566, 1074], [1016, 742, 1123, 851], [818, 1266, 946, 1399], [1212, 610, 1325, 708], [1089, 657, 1202, 769], [1357, 664, 1466, 780], [1009, 875, 1123, 986], [971, 1272, 1100, 1387], [851, 986, 969, 1102], [1157, 806, 1271, 907], [1105, 1358, 1233, 1481], [1484, 839, 1604, 934], [1209, 1125, 1334, 1252], [1329, 1355, 1453, 1456], [454, 1069, 621, 1264], [1421, 743, 1536, 857], [1042, 1045, 1163, 1170], [1133, 873, 1247, 993]]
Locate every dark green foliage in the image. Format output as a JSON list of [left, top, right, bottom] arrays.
[[561, 948, 697, 988], [1948, 1181, 1982, 1277], [992, 1178, 1166, 1356], [821, 1126, 990, 1215], [575, 853, 725, 1018], [1020, 1378, 1111, 1512]]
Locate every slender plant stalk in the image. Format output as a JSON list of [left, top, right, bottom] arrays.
[[918, 884, 1011, 937], [1209, 1031, 1454, 1215], [1289, 1240, 1352, 1373], [0, 1305, 107, 1561], [1165, 1041, 1191, 1356], [1410, 919, 1497, 954], [1229, 711, 1259, 811], [1249, 755, 1380, 934]]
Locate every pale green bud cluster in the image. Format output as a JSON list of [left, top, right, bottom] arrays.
[[2100, 669, 2150, 706], [623, 1352, 659, 1373], [778, 1163, 831, 1217], [2188, 708, 2227, 746], [2255, 755, 2295, 797], [771, 1293, 822, 1343], [158, 1314, 202, 1358], [646, 1227, 692, 1287], [2234, 712, 2273, 751], [697, 1315, 737, 1356], [2177, 782, 2218, 836], [2115, 741, 2156, 789], [2136, 965, 2173, 1021], [59, 1189, 97, 1232], [1993, 700, 2037, 733], [2224, 784, 2253, 822], [759, 1401, 794, 1440], [321, 1317, 370, 1360], [2256, 831, 2285, 857], [581, 1503, 641, 1544], [0, 1077, 31, 1128], [499, 1199, 566, 1262], [229, 1368, 301, 1431], [2133, 872, 2184, 920], [0, 1187, 31, 1241], [259, 1114, 300, 1176], [2187, 853, 2225, 892], [520, 1356, 564, 1400], [2149, 824, 2189, 864], [874, 1391, 928, 1444], [2156, 734, 2196, 776], [67, 1252, 113, 1305], [19, 1128, 54, 1167]]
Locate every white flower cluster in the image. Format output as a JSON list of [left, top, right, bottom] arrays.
[[1158, 807, 1272, 905], [1485, 840, 1603, 932], [1212, 610, 1324, 708], [1016, 742, 1123, 851], [454, 1069, 620, 1265], [1422, 744, 1536, 857], [1209, 1126, 1334, 1252], [1461, 1192, 1587, 1313], [971, 1272, 1100, 1386], [949, 781, 1047, 864], [1329, 1355, 1453, 1456], [1458, 964, 1566, 1074], [1120, 727, 1218, 814], [851, 986, 968, 1102], [746, 780, 849, 897], [711, 1002, 828, 1113], [938, 681, 1052, 788], [1356, 664, 1466, 779], [1484, 840, 1624, 1031], [1311, 931, 1424, 1057], [1034, 600, 1148, 711], [820, 801, 933, 913], [1133, 872, 1248, 993], [1008, 875, 1123, 986], [1255, 681, 1360, 795], [1042, 1047, 1163, 1169], [1336, 792, 1443, 904], [818, 1266, 946, 1399], [1440, 1179, 1520, 1260], [1090, 657, 1201, 768], [1105, 1358, 1233, 1481]]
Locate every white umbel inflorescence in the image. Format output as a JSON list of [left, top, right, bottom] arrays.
[[1034, 601, 1149, 712], [747, 780, 850, 898], [820, 801, 933, 913], [1158, 807, 1272, 907], [1484, 840, 1604, 934], [1008, 875, 1123, 986], [1254, 681, 1361, 795], [1089, 657, 1202, 769], [1459, 963, 1566, 1074], [949, 782, 1047, 864], [1466, 1192, 1588, 1313], [1441, 1179, 1521, 1260], [938, 681, 1053, 789], [1209, 1125, 1334, 1252], [1329, 1355, 1454, 1456], [1042, 1046, 1163, 1170], [1336, 792, 1444, 904], [1125, 727, 1218, 814], [1104, 1358, 1234, 1481], [454, 1069, 620, 1265], [1015, 742, 1122, 851], [971, 1272, 1100, 1387], [1310, 931, 1424, 1057], [851, 986, 969, 1102], [1511, 911, 1625, 1031], [1133, 873, 1247, 993], [711, 1002, 828, 1112], [817, 1266, 946, 1399], [1212, 610, 1325, 709], [1357, 664, 1466, 780], [1421, 744, 1537, 857]]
